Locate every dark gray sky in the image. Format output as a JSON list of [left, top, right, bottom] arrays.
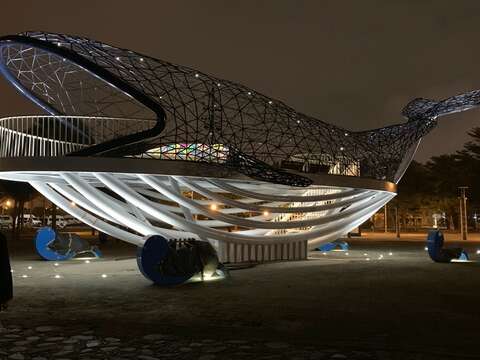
[[1, 0, 480, 162]]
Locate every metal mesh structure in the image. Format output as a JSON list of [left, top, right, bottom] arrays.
[[0, 31, 465, 186]]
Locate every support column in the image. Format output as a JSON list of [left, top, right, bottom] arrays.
[[384, 204, 388, 233]]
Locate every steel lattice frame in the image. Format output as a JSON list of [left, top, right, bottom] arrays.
[[1, 31, 471, 187]]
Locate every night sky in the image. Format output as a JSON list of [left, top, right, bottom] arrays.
[[1, 0, 480, 162]]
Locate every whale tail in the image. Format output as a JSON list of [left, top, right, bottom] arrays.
[[402, 90, 480, 121]]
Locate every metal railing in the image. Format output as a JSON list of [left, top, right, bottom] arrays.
[[0, 115, 155, 157]]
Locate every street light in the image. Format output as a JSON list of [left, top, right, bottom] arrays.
[[458, 187, 468, 240]]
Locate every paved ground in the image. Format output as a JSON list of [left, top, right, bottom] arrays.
[[2, 232, 480, 359]]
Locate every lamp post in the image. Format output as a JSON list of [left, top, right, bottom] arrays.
[[458, 186, 468, 240], [395, 205, 400, 239]]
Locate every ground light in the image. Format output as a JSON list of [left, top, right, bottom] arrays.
[[189, 268, 228, 283], [72, 256, 97, 261]]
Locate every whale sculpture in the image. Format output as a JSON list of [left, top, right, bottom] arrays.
[[0, 31, 478, 281]]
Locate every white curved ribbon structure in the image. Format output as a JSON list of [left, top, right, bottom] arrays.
[[0, 115, 396, 261]]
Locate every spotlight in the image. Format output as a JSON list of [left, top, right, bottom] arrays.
[[54, 274, 61, 279], [322, 252, 327, 256], [263, 210, 269, 216], [85, 260, 90, 264], [21, 274, 28, 278], [366, 258, 370, 261], [70, 201, 76, 207], [101, 274, 108, 278], [345, 252, 349, 256], [54, 263, 59, 267], [210, 204, 218, 211], [27, 266, 32, 270], [424, 247, 428, 251], [388, 252, 393, 256]]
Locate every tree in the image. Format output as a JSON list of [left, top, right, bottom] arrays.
[[0, 181, 37, 238], [394, 127, 480, 232]]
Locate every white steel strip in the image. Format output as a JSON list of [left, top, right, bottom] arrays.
[[95, 172, 392, 245], [31, 181, 143, 245]]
